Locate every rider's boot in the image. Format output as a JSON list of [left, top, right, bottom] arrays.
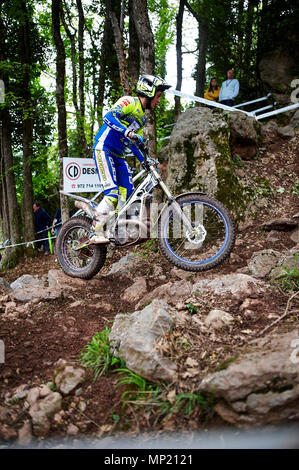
[[89, 213, 110, 244]]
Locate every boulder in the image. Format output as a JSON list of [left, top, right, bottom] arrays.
[[260, 120, 281, 145], [289, 108, 299, 129], [109, 299, 177, 383], [165, 107, 254, 222], [228, 112, 261, 160], [198, 330, 299, 427], [105, 253, 143, 277], [192, 273, 266, 299], [9, 287, 62, 302], [122, 277, 147, 303], [247, 249, 281, 279], [259, 47, 295, 95], [48, 269, 86, 289], [136, 280, 193, 309], [10, 274, 46, 291], [270, 251, 299, 280]]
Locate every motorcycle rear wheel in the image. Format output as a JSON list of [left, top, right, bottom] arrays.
[[55, 216, 107, 280]]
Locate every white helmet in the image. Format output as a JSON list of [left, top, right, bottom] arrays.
[[136, 74, 171, 99]]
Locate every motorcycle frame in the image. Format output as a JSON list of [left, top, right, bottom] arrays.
[[107, 163, 193, 238], [61, 161, 194, 243]]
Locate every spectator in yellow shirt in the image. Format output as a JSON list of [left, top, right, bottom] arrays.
[[204, 78, 220, 108]]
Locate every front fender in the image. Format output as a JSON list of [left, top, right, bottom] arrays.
[[175, 191, 206, 200]]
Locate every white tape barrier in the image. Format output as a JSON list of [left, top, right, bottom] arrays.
[[166, 88, 253, 116], [0, 235, 56, 251], [256, 102, 299, 120], [166, 88, 299, 121], [234, 93, 272, 108], [252, 104, 275, 115]]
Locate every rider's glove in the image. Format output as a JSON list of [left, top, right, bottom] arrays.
[[146, 157, 157, 167], [141, 157, 157, 171], [125, 130, 144, 147]]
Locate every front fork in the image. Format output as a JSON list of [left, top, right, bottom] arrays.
[[151, 166, 193, 233]]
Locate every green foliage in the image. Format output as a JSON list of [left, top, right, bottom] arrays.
[[273, 253, 299, 292], [256, 178, 273, 197], [186, 302, 198, 316], [114, 367, 213, 422], [79, 327, 125, 381], [148, 0, 176, 78]]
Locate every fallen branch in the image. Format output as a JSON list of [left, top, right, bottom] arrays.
[[255, 291, 299, 338]]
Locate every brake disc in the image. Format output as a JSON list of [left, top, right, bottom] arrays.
[[185, 224, 207, 244]]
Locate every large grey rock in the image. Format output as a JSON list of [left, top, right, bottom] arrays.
[[192, 273, 266, 299], [9, 287, 62, 302], [289, 108, 299, 129], [136, 280, 193, 309], [248, 248, 298, 280], [165, 107, 253, 222], [48, 269, 86, 289], [198, 330, 299, 427], [105, 253, 143, 277], [228, 112, 261, 160], [247, 249, 281, 279], [109, 299, 177, 383], [261, 120, 281, 145], [10, 274, 46, 291], [122, 277, 147, 303], [259, 47, 295, 94]]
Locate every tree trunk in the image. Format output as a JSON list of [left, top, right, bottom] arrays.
[[19, 0, 36, 253], [0, 109, 23, 266], [76, 0, 89, 156], [174, 0, 184, 120], [195, 19, 208, 99], [96, 15, 111, 125], [106, 0, 131, 94], [52, 0, 69, 223], [128, 0, 140, 87], [132, 0, 156, 156], [0, 10, 22, 266], [132, 0, 155, 75]]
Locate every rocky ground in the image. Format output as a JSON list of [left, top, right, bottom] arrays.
[[0, 133, 298, 448]]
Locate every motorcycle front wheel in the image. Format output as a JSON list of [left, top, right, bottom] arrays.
[[55, 216, 107, 279], [158, 194, 235, 272]]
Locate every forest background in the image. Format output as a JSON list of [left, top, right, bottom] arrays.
[[0, 0, 298, 268]]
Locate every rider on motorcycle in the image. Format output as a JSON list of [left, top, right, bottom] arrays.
[[88, 74, 171, 244]]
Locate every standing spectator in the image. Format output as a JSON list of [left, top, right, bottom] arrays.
[[51, 208, 62, 237], [204, 77, 220, 108], [219, 69, 239, 107], [33, 202, 52, 255]]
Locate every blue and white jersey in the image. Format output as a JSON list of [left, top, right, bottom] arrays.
[[93, 96, 146, 162]]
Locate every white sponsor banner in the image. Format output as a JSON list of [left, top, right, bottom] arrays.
[[63, 158, 103, 193]]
